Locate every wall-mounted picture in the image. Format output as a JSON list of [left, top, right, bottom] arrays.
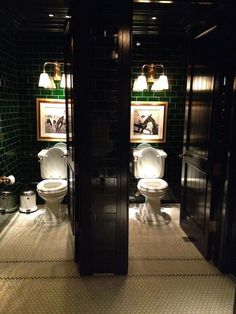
[[36, 98, 66, 141], [130, 101, 168, 143]]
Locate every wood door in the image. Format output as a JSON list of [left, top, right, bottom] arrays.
[[180, 26, 221, 259]]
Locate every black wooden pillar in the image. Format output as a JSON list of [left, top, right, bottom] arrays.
[[71, 0, 132, 275]]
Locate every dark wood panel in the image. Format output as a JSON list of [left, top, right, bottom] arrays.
[[115, 20, 131, 275], [181, 4, 236, 270], [70, 0, 131, 275], [72, 0, 93, 273], [181, 163, 211, 258], [180, 24, 217, 260]]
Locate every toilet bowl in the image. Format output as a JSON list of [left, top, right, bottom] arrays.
[[133, 143, 168, 224], [37, 143, 68, 223]]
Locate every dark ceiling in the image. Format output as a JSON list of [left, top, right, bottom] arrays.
[[1, 1, 230, 35], [2, 0, 70, 32], [133, 1, 221, 36]]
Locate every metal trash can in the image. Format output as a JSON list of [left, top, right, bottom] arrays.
[[19, 189, 37, 214], [0, 190, 18, 214]]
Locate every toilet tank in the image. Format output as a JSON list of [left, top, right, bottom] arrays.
[[38, 146, 67, 179], [133, 147, 167, 179]]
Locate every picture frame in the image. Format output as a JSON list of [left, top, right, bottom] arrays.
[[36, 98, 66, 142], [130, 101, 168, 143]]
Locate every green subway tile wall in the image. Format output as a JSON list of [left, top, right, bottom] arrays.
[[0, 24, 65, 190], [16, 32, 65, 184], [0, 31, 22, 182], [130, 35, 188, 199]]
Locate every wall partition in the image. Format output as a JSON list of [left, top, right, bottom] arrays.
[[68, 0, 132, 275]]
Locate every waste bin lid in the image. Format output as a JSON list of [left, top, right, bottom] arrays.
[[0, 190, 14, 196], [21, 190, 35, 196]]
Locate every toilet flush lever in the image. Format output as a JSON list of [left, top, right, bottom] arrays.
[[61, 154, 69, 158]]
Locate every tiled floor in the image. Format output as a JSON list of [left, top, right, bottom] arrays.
[[0, 204, 235, 313]]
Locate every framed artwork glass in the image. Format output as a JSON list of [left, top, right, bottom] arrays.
[[130, 101, 168, 143], [36, 98, 66, 141]]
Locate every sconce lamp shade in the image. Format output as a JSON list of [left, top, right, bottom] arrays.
[[158, 74, 169, 90], [38, 72, 52, 88], [151, 74, 169, 91], [133, 75, 148, 92], [60, 74, 72, 89], [60, 74, 66, 88]]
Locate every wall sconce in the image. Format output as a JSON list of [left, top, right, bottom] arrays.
[[133, 64, 169, 92], [38, 62, 65, 89]]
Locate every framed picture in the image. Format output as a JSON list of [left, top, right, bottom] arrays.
[[36, 98, 66, 141], [130, 101, 168, 143]]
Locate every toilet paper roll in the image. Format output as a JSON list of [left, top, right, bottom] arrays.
[[7, 175, 15, 185]]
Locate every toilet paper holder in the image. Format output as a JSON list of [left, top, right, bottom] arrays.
[[0, 175, 15, 185]]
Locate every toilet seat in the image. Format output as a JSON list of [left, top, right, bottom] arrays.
[[37, 179, 67, 193], [138, 178, 168, 193]]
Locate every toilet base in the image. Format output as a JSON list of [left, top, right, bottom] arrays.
[[39, 201, 68, 225], [138, 196, 170, 225]]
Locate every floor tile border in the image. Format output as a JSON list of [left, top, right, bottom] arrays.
[[129, 257, 204, 261], [0, 273, 227, 281], [0, 259, 74, 264]]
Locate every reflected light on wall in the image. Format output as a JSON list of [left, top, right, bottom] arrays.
[[192, 75, 214, 91], [233, 77, 236, 91]]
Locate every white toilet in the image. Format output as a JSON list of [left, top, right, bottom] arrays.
[[133, 143, 168, 224], [37, 142, 68, 222]]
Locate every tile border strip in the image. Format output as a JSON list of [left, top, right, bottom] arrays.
[[0, 259, 74, 264], [129, 257, 204, 261], [0, 273, 227, 281]]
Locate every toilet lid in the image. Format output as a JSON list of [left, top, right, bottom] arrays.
[[53, 142, 67, 149], [137, 147, 163, 178], [138, 178, 168, 192], [41, 147, 67, 179]]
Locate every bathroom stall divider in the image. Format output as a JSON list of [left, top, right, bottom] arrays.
[[65, 0, 132, 275]]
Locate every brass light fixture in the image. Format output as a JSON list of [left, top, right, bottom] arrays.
[[38, 61, 64, 89], [133, 64, 169, 92]]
